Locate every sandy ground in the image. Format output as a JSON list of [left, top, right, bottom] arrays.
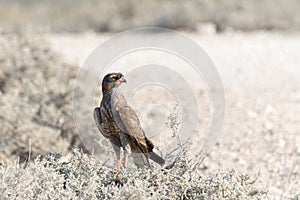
[[47, 31, 300, 199]]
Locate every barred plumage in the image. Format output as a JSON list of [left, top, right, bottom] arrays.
[[93, 72, 165, 176]]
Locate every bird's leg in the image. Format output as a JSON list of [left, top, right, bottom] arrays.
[[111, 142, 121, 179], [120, 134, 130, 170], [117, 155, 121, 179], [123, 151, 128, 169]]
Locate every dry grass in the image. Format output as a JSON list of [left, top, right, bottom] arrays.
[[0, 150, 267, 199], [0, 30, 270, 199], [1, 27, 300, 198], [0, 31, 83, 163]]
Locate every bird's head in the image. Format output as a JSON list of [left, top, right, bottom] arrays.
[[102, 72, 127, 93]]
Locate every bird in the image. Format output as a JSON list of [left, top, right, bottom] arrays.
[[93, 72, 165, 177]]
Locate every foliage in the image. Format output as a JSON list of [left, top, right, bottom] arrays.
[[0, 31, 81, 162], [0, 150, 267, 199]]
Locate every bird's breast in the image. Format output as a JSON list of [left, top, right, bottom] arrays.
[[99, 103, 122, 139], [100, 119, 122, 138]]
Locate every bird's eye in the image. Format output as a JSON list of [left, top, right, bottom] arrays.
[[111, 77, 117, 81]]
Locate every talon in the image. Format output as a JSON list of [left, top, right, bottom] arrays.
[[115, 173, 123, 186], [116, 172, 121, 180]]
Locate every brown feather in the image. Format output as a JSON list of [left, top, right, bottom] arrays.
[[94, 72, 165, 170]]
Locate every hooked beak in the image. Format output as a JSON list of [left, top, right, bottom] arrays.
[[119, 76, 127, 84]]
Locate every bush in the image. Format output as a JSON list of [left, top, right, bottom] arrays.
[[0, 150, 267, 199], [0, 31, 82, 163]]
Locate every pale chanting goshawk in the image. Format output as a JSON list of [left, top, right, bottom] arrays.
[[93, 72, 165, 176]]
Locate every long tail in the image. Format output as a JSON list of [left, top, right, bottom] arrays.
[[149, 152, 165, 166], [129, 135, 165, 168], [128, 139, 152, 168], [145, 137, 165, 166]]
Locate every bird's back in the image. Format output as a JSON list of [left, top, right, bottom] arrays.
[[94, 88, 165, 167]]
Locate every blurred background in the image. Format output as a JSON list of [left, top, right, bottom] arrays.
[[0, 0, 300, 33], [0, 1, 299, 199]]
